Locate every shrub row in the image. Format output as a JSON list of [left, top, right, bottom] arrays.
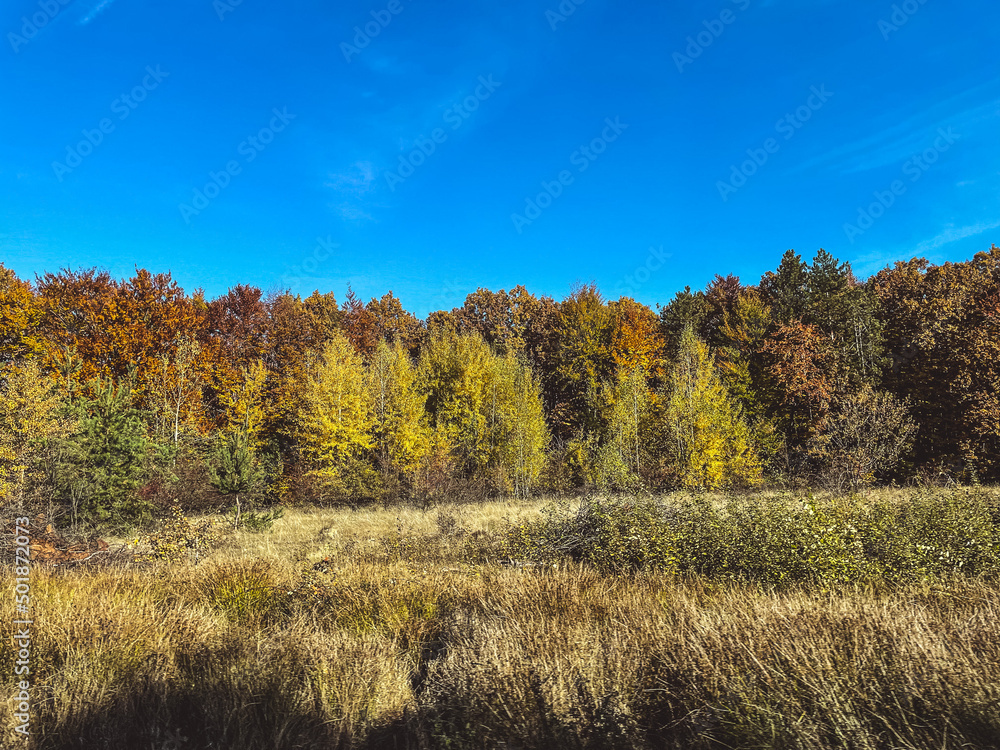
[[501, 489, 1000, 585]]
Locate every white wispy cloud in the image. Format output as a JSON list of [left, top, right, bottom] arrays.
[[78, 0, 117, 25], [331, 203, 374, 222], [851, 220, 1000, 279], [792, 83, 1000, 176], [849, 249, 905, 279], [324, 161, 377, 197], [914, 220, 1000, 254], [324, 161, 378, 222]]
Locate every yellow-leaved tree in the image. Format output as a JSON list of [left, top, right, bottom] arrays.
[[299, 333, 374, 496], [366, 339, 431, 492], [594, 362, 653, 491], [146, 335, 207, 447], [418, 332, 548, 497], [0, 264, 44, 364], [217, 360, 268, 445], [493, 354, 548, 498], [0, 360, 64, 505], [662, 326, 761, 489]]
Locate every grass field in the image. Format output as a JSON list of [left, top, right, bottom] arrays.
[[4, 489, 1000, 749]]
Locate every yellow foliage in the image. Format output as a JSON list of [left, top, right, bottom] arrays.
[[0, 264, 44, 362], [0, 359, 64, 502], [218, 360, 268, 447], [299, 333, 373, 483], [367, 339, 431, 480], [417, 332, 549, 495], [663, 327, 762, 490]]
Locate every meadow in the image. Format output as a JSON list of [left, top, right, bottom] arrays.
[[3, 486, 1000, 750]]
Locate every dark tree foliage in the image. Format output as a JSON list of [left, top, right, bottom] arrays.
[[872, 247, 1000, 480], [760, 249, 808, 325], [658, 286, 709, 359], [51, 378, 162, 527]]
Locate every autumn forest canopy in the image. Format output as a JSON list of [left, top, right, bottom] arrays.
[[2, 245, 999, 528]]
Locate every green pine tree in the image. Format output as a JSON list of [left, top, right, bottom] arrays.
[[208, 428, 265, 527], [52, 377, 158, 528]]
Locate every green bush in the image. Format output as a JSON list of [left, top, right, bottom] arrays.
[[575, 496, 677, 573], [504, 489, 1000, 586], [494, 501, 573, 566], [865, 489, 1000, 579], [499, 496, 677, 573], [694, 495, 874, 586]]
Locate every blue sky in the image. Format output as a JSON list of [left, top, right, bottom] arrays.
[[1, 0, 997, 317]]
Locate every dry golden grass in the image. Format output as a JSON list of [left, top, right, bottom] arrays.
[[3, 491, 1000, 749], [104, 496, 548, 567]]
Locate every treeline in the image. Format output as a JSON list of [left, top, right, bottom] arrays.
[[1, 246, 998, 526]]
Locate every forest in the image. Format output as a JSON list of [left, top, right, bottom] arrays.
[[1, 245, 999, 527]]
